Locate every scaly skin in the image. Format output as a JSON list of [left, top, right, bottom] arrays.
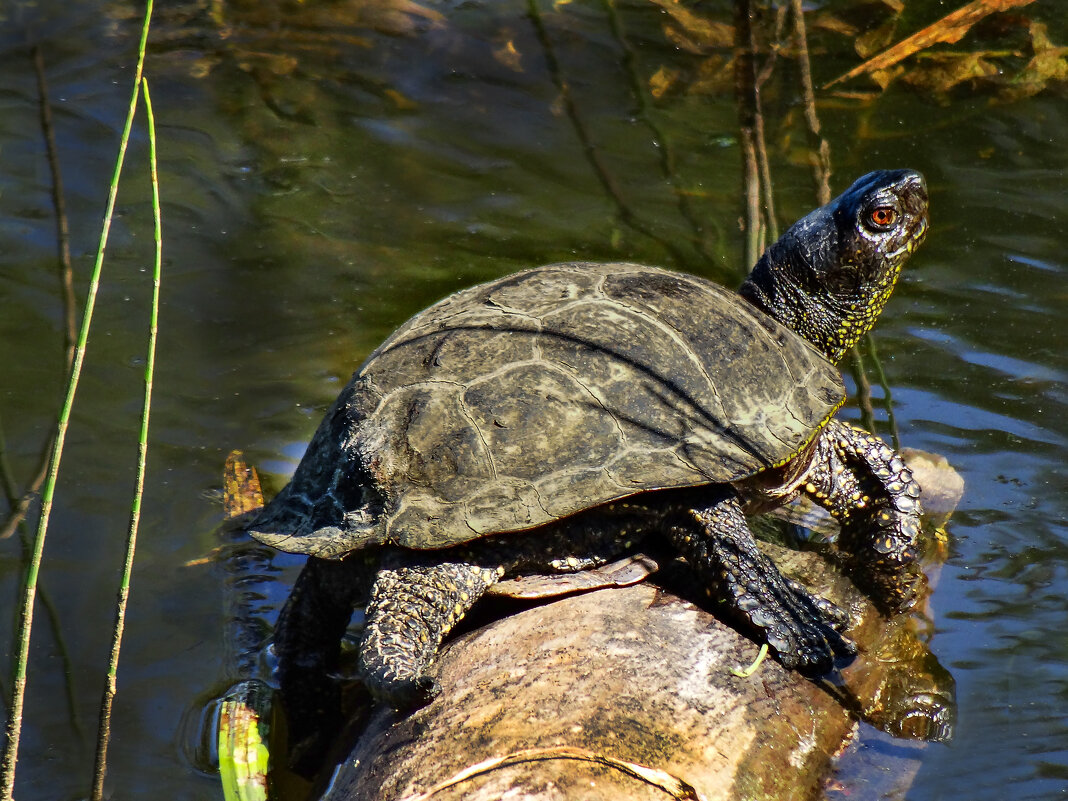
[[354, 489, 861, 704], [338, 421, 925, 705], [277, 419, 922, 766], [739, 171, 928, 364], [282, 490, 859, 720], [354, 504, 662, 705], [277, 505, 661, 766], [359, 561, 500, 705], [663, 488, 855, 675]]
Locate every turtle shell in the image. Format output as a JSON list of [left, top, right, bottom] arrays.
[[251, 263, 844, 557]]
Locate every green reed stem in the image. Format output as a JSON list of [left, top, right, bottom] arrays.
[[90, 76, 161, 801], [0, 3, 154, 796]]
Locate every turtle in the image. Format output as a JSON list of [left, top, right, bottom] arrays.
[[251, 170, 929, 750]]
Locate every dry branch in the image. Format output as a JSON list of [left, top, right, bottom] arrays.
[[825, 0, 1036, 88]]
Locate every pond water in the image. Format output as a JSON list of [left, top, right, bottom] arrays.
[[0, 0, 1065, 798]]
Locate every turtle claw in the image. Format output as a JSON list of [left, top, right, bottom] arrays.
[[794, 634, 858, 677], [362, 670, 440, 710], [740, 574, 857, 677], [768, 632, 856, 677], [723, 577, 856, 676], [680, 492, 859, 678], [760, 599, 858, 677], [785, 578, 851, 631]]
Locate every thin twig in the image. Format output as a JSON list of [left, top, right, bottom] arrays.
[[0, 45, 85, 741], [734, 0, 787, 267], [752, 3, 788, 245], [791, 0, 831, 206], [734, 0, 764, 269], [847, 348, 876, 436], [600, 0, 717, 264], [0, 458, 84, 735], [34, 45, 77, 360], [0, 3, 155, 795], [739, 132, 762, 270], [0, 422, 19, 529], [527, 0, 692, 266], [90, 75, 161, 801]]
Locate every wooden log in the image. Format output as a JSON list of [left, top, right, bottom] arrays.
[[316, 543, 952, 801]]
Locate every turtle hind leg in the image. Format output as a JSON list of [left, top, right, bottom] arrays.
[[663, 487, 856, 675], [359, 561, 500, 708], [274, 555, 374, 776]]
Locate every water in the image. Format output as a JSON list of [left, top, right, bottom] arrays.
[[0, 0, 1065, 798]]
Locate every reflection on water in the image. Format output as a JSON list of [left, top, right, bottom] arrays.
[[0, 1, 1065, 799]]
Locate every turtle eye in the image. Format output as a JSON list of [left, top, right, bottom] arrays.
[[869, 206, 897, 228]]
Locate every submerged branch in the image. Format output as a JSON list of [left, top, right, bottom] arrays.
[[825, 0, 1037, 88], [527, 0, 692, 267], [735, 0, 764, 268], [600, 0, 717, 265], [863, 334, 902, 450], [847, 348, 876, 436], [734, 0, 786, 268], [34, 45, 78, 360], [0, 47, 78, 542], [790, 0, 831, 206], [753, 3, 786, 246]]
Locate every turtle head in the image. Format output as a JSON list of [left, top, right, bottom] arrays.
[[739, 169, 928, 363]]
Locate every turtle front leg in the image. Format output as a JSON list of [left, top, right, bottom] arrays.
[[359, 561, 500, 708], [663, 487, 856, 675], [805, 419, 924, 612]]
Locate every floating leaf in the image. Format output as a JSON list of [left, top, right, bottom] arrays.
[[825, 0, 1037, 87], [661, 24, 707, 56], [869, 64, 905, 90], [649, 65, 680, 99], [856, 19, 900, 59], [901, 51, 1001, 93], [647, 0, 733, 53], [999, 20, 1068, 101], [493, 38, 524, 72], [812, 13, 859, 38], [688, 54, 734, 96], [385, 88, 419, 110]]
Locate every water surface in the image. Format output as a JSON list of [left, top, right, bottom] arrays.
[[0, 1, 1065, 798]]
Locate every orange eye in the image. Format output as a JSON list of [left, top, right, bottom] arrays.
[[870, 207, 897, 227]]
